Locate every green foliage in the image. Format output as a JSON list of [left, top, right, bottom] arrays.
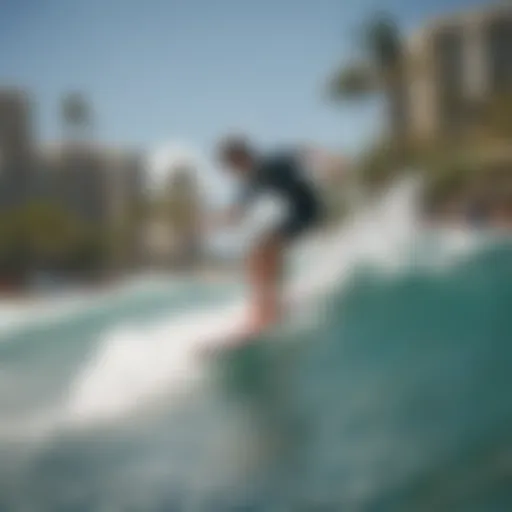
[[355, 135, 509, 216], [329, 63, 378, 99], [357, 140, 415, 189], [61, 92, 91, 128], [423, 162, 475, 211], [483, 91, 512, 139], [330, 12, 406, 141], [157, 170, 201, 235], [0, 212, 28, 278], [21, 202, 85, 258], [0, 201, 114, 277], [60, 92, 93, 142], [363, 14, 403, 72], [330, 13, 403, 99]]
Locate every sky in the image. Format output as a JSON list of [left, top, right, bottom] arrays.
[[0, 0, 494, 194]]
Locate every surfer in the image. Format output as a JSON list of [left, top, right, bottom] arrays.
[[215, 135, 324, 336]]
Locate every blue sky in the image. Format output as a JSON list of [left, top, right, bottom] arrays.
[[0, 0, 493, 161]]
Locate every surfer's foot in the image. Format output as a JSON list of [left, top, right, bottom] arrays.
[[244, 309, 279, 336]]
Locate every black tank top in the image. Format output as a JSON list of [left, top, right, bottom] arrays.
[[238, 151, 319, 215]]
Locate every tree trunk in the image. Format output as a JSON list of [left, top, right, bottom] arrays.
[[385, 72, 407, 143]]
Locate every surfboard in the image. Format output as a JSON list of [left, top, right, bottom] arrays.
[[195, 288, 312, 361], [196, 313, 266, 358]]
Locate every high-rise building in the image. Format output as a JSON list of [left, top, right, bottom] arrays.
[[405, 5, 512, 141], [37, 142, 146, 271], [38, 142, 109, 222]]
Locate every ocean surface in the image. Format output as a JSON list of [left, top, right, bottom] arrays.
[[0, 180, 511, 511]]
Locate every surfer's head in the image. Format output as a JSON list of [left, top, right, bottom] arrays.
[[217, 134, 255, 175]]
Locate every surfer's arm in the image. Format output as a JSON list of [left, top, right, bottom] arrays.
[[203, 184, 257, 231]]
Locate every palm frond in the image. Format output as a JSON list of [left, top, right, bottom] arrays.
[[328, 62, 378, 99]]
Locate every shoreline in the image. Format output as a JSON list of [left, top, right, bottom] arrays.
[[0, 265, 240, 305]]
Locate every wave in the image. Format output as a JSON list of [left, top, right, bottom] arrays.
[[1, 178, 500, 438], [0, 274, 185, 339], [63, 177, 493, 426]]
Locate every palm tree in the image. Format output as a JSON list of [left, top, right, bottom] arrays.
[[0, 209, 27, 284], [330, 13, 406, 141], [60, 92, 93, 141], [166, 166, 201, 267], [18, 201, 89, 269]]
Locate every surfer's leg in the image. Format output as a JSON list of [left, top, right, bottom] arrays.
[[244, 202, 321, 334], [247, 233, 284, 331]]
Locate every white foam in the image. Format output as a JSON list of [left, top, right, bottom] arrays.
[[0, 274, 184, 339], [65, 303, 246, 424]]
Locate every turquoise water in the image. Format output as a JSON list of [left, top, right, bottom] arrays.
[[0, 237, 511, 511]]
